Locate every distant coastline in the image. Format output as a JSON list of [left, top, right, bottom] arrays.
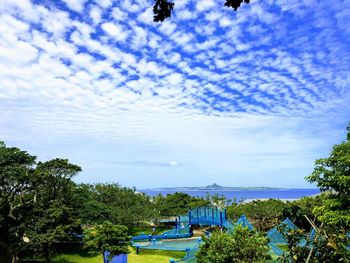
[[142, 183, 286, 191], [140, 185, 320, 201]]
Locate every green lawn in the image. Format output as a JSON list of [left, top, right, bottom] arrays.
[[53, 249, 102, 263], [52, 247, 185, 263], [129, 248, 185, 263]]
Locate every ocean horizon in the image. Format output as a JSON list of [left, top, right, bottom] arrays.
[[140, 188, 320, 201]]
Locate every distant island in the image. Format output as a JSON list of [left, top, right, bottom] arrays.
[[143, 183, 284, 191]]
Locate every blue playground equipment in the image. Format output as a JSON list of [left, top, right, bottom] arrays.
[[131, 207, 294, 262], [131, 206, 233, 262], [233, 214, 254, 230], [268, 242, 284, 257], [103, 251, 127, 263], [132, 206, 232, 242], [267, 218, 298, 245], [188, 207, 227, 228], [133, 237, 202, 252]]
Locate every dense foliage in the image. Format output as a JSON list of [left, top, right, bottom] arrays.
[[0, 141, 212, 262], [306, 124, 350, 230], [278, 124, 350, 262], [85, 222, 130, 258], [0, 143, 83, 263], [226, 195, 327, 232], [197, 225, 271, 263], [227, 199, 286, 231], [153, 192, 210, 216], [76, 183, 155, 228], [281, 194, 326, 230], [0, 142, 36, 262], [278, 226, 350, 262], [23, 159, 83, 262]]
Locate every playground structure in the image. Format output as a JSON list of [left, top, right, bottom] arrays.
[[131, 206, 337, 261], [132, 207, 233, 242], [131, 206, 280, 262], [131, 206, 313, 261], [131, 206, 233, 262], [132, 206, 234, 243], [108, 206, 348, 262]]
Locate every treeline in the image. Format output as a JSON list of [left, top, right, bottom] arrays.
[[0, 141, 224, 262], [227, 195, 326, 232]]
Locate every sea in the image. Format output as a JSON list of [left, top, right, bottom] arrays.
[[140, 188, 320, 202]]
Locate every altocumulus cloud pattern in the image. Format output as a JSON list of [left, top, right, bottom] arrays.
[[0, 0, 350, 187]]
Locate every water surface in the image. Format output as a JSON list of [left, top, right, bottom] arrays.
[[141, 188, 320, 201]]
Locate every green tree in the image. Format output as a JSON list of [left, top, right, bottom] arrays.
[[197, 225, 271, 263], [205, 193, 231, 210], [306, 124, 350, 230], [74, 184, 110, 224], [280, 123, 350, 262], [227, 199, 287, 231], [76, 183, 155, 227], [0, 141, 36, 263], [24, 159, 82, 262], [278, 225, 350, 262], [282, 195, 326, 230], [85, 221, 130, 259], [291, 123, 350, 262], [155, 192, 209, 216], [153, 0, 250, 22]]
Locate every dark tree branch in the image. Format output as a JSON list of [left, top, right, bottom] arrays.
[[153, 0, 250, 22], [224, 0, 250, 11], [153, 0, 174, 22]]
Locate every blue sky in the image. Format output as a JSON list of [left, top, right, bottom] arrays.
[[0, 0, 350, 188]]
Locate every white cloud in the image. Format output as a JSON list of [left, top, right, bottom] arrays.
[[196, 0, 216, 12], [219, 16, 231, 27], [61, 0, 86, 12], [96, 0, 112, 8], [111, 7, 129, 21], [101, 22, 129, 42], [159, 21, 177, 35], [168, 53, 182, 64], [41, 9, 72, 38], [176, 9, 193, 20], [0, 14, 29, 33], [0, 40, 38, 66], [174, 0, 191, 9], [205, 11, 221, 22], [137, 8, 154, 25], [132, 26, 148, 48], [90, 5, 102, 24], [166, 73, 183, 85]]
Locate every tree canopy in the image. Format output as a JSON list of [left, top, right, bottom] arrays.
[[0, 142, 36, 263], [306, 124, 350, 230], [24, 159, 83, 262], [227, 199, 286, 231], [0, 143, 84, 263], [154, 192, 210, 216], [85, 221, 130, 258], [76, 183, 155, 227], [197, 225, 271, 263]]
